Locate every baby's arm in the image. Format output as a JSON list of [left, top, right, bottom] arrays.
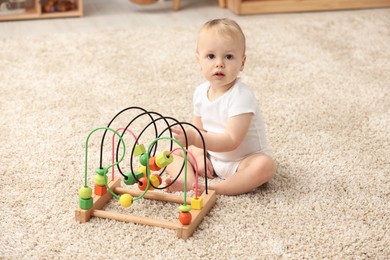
[[172, 113, 253, 153]]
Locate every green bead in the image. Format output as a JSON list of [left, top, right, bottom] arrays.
[[124, 171, 143, 185], [139, 153, 149, 166], [96, 167, 108, 176], [178, 204, 192, 213], [79, 197, 93, 210]]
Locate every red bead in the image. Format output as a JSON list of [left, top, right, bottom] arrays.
[[94, 184, 107, 196], [178, 212, 192, 225], [138, 177, 149, 191]]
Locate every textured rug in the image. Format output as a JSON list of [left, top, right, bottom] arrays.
[[0, 9, 389, 259]]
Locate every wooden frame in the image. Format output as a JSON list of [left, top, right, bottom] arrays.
[[0, 0, 83, 21], [223, 0, 390, 15], [75, 177, 217, 240], [173, 0, 227, 10]]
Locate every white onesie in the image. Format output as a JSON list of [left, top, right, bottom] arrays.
[[193, 79, 271, 178]]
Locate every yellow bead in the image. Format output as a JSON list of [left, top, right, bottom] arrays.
[[94, 174, 107, 186], [133, 144, 146, 157], [119, 194, 133, 208], [79, 186, 92, 199], [138, 166, 147, 177], [155, 151, 174, 168], [191, 196, 203, 210], [149, 174, 161, 189]]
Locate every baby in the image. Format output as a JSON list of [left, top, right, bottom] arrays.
[[166, 18, 275, 195]]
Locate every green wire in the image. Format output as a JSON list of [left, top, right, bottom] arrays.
[[85, 127, 126, 199], [85, 130, 188, 203]]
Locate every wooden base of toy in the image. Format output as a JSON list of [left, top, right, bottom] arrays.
[[75, 177, 216, 240]]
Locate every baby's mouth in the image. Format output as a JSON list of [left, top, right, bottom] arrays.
[[214, 71, 225, 77]]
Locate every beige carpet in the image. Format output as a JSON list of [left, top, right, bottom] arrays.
[[1, 9, 389, 259]]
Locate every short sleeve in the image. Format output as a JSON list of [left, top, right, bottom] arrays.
[[227, 84, 258, 117]]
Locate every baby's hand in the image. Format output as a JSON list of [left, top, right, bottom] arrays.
[[170, 125, 194, 147]]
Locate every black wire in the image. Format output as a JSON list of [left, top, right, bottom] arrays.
[[165, 122, 208, 194], [127, 116, 186, 190], [100, 107, 207, 194], [114, 110, 161, 177], [99, 106, 157, 173]]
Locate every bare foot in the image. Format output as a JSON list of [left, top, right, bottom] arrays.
[[192, 182, 217, 197], [165, 177, 188, 193], [192, 182, 204, 197]]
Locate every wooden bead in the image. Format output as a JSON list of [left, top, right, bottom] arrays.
[[178, 212, 192, 225], [155, 151, 174, 168], [94, 174, 107, 186], [95, 167, 108, 176], [94, 184, 107, 196], [119, 194, 133, 208], [178, 204, 192, 213], [149, 157, 161, 171], [133, 144, 146, 156], [152, 174, 162, 185], [149, 174, 161, 189], [139, 153, 148, 166], [79, 197, 93, 210], [124, 171, 143, 185], [138, 177, 149, 191], [79, 186, 92, 199], [137, 166, 147, 177], [191, 196, 203, 210]]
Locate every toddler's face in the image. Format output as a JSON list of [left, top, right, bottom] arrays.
[[197, 29, 246, 89]]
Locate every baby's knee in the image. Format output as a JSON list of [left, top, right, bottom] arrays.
[[263, 156, 276, 181], [254, 156, 275, 183]]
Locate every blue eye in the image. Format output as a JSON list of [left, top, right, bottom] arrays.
[[226, 54, 233, 60], [207, 54, 215, 59]]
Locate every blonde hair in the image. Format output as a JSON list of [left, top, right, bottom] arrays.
[[197, 18, 246, 54]]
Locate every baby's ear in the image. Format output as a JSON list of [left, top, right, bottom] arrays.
[[241, 55, 247, 71]]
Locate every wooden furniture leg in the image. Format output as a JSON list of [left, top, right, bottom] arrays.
[[219, 0, 227, 8], [225, 0, 390, 15], [173, 0, 180, 10]]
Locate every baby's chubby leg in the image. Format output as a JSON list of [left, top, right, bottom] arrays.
[[211, 153, 275, 195], [165, 146, 213, 192], [187, 146, 214, 179]]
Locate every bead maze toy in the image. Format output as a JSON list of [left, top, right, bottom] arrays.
[[75, 107, 216, 239]]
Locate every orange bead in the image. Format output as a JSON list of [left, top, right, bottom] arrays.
[[149, 157, 161, 171], [138, 177, 149, 191], [94, 184, 107, 196], [179, 212, 192, 225]]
